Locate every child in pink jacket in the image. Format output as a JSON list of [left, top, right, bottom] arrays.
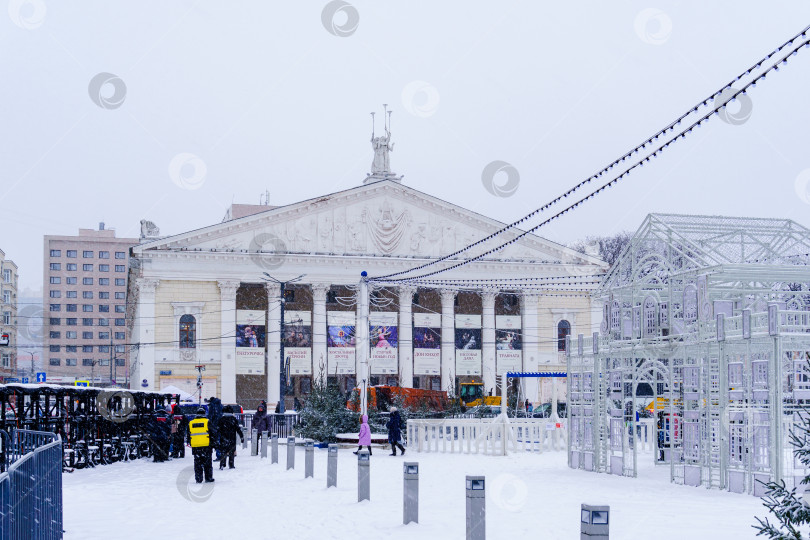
[[353, 414, 372, 456]]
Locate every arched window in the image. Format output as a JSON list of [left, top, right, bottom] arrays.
[[179, 314, 196, 349], [557, 320, 571, 352]]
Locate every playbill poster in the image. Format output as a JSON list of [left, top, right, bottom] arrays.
[[235, 310, 266, 375], [455, 314, 482, 376], [413, 313, 441, 376], [284, 310, 312, 375], [370, 312, 398, 375], [496, 315, 522, 375], [327, 311, 356, 375]]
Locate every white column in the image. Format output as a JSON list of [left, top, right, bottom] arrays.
[[311, 284, 329, 380], [266, 282, 281, 407], [136, 278, 158, 391], [440, 289, 456, 394], [218, 280, 239, 403], [398, 285, 416, 388], [482, 290, 497, 396], [357, 280, 370, 414], [521, 291, 540, 403]]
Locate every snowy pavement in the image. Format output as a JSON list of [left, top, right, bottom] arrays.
[[64, 447, 765, 539]]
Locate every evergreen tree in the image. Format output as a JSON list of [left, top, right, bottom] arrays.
[[754, 408, 810, 538], [297, 374, 358, 443]]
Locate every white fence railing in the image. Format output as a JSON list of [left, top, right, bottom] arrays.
[[406, 417, 567, 455]]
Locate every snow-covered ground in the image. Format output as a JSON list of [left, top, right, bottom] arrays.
[[64, 447, 765, 539]]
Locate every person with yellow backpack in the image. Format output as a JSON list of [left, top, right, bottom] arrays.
[[187, 407, 214, 484]]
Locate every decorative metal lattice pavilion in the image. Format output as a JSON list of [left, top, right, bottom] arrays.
[[566, 214, 810, 495]]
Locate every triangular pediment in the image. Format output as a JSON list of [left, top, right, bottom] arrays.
[[135, 180, 603, 267]]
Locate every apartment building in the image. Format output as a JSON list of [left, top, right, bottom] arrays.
[[0, 249, 18, 382], [44, 225, 137, 385]]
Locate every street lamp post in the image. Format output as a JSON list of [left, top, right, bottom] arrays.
[[261, 272, 305, 414]]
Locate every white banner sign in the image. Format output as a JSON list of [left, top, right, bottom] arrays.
[[370, 312, 398, 375], [413, 313, 441, 375], [327, 311, 356, 375], [284, 310, 312, 375], [456, 315, 481, 376], [236, 310, 265, 375], [496, 315, 522, 375]]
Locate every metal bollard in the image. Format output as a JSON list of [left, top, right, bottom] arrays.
[[271, 434, 279, 464], [305, 440, 314, 478], [403, 462, 419, 525], [251, 429, 258, 456], [581, 504, 610, 539], [466, 476, 485, 540], [260, 431, 268, 458], [357, 449, 371, 502], [241, 427, 247, 450], [286, 436, 295, 470], [327, 444, 338, 488]]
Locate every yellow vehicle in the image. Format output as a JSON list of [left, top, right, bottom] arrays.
[[645, 397, 684, 412], [459, 381, 501, 408]]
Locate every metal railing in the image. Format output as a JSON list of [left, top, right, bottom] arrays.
[[235, 413, 300, 439], [0, 429, 63, 540]]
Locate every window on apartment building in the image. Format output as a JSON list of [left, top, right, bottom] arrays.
[[115, 265, 126, 272], [49, 358, 60, 366], [82, 345, 93, 353], [66, 264, 77, 272], [83, 251, 93, 258], [115, 292, 125, 299], [115, 358, 125, 366], [66, 318, 76, 326], [115, 279, 125, 286], [83, 264, 93, 271], [50, 317, 61, 325], [99, 292, 109, 299], [99, 265, 109, 272], [115, 252, 126, 259], [82, 332, 92, 339], [2, 312, 10, 325], [99, 305, 109, 313], [66, 331, 77, 339], [115, 318, 125, 326], [83, 318, 93, 326], [83, 278, 93, 285], [66, 291, 77, 298], [66, 277, 77, 285], [50, 249, 61, 257], [99, 251, 109, 259], [49, 291, 61, 298], [49, 331, 60, 339], [49, 345, 60, 352], [82, 359, 94, 366], [49, 304, 61, 312], [50, 277, 61, 284], [82, 305, 93, 312], [67, 250, 77, 258], [49, 263, 61, 271], [99, 331, 110, 339], [2, 270, 10, 283], [114, 332, 125, 340], [66, 345, 77, 352], [1, 354, 9, 368], [99, 345, 110, 353], [179, 314, 196, 348], [115, 345, 125, 353], [66, 358, 77, 366], [83, 291, 93, 299], [2, 291, 9, 303], [98, 318, 109, 327], [557, 320, 571, 352], [115, 305, 125, 313], [99, 278, 109, 286], [66, 304, 77, 312]]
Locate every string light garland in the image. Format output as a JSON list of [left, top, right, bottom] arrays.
[[371, 24, 810, 282], [372, 33, 810, 283]]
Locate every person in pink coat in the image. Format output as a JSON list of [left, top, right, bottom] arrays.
[[353, 414, 373, 456]]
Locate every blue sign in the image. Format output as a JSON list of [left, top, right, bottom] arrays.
[[141, 379, 148, 388], [159, 370, 172, 376], [4, 378, 19, 383], [21, 377, 29, 384], [36, 372, 46, 383]]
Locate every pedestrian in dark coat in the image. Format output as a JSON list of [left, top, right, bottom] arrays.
[[170, 405, 189, 458], [188, 407, 214, 483], [386, 407, 406, 456], [218, 406, 244, 469], [252, 402, 272, 434], [151, 408, 171, 462], [207, 397, 223, 459]]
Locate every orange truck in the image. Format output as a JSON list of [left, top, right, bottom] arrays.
[[347, 386, 449, 412]]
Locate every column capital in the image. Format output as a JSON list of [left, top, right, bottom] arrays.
[[311, 283, 331, 302], [440, 289, 457, 304], [520, 290, 541, 302], [136, 277, 159, 295], [481, 290, 499, 307], [217, 280, 240, 300], [398, 285, 417, 302], [264, 281, 281, 297]]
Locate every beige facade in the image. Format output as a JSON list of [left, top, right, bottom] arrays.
[[128, 180, 606, 410], [0, 249, 18, 381], [43, 225, 138, 384]]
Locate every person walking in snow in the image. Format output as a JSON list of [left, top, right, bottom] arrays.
[[207, 397, 223, 460], [218, 405, 244, 470], [170, 405, 188, 458], [252, 401, 272, 441], [150, 408, 171, 462], [353, 414, 372, 456], [386, 407, 406, 456], [188, 407, 214, 484]]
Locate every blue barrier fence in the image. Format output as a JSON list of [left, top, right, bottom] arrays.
[[0, 429, 63, 540]]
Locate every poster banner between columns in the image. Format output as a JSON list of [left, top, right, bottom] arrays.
[[327, 311, 356, 375], [284, 310, 312, 375], [496, 315, 522, 375], [413, 313, 441, 376], [235, 310, 266, 375], [370, 312, 398, 375], [455, 314, 482, 376]]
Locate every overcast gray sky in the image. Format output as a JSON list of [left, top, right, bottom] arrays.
[[2, 1, 810, 291]]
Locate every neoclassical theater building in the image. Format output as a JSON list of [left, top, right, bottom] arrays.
[[127, 137, 606, 409]]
